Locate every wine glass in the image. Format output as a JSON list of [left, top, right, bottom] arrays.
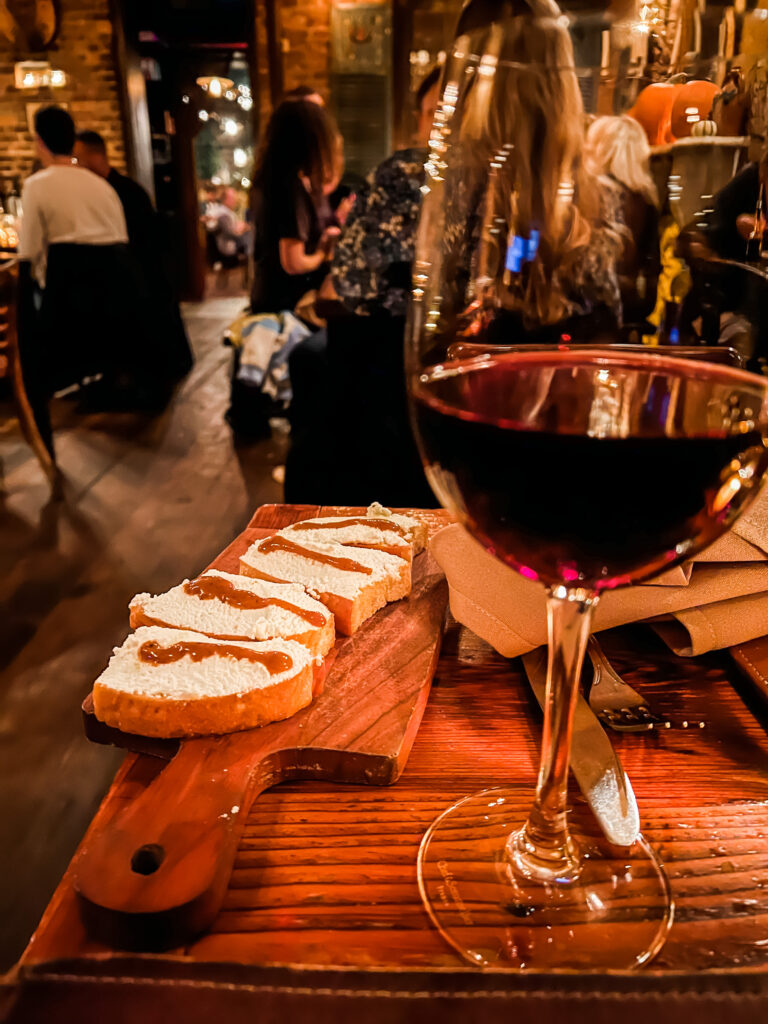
[[407, 2, 768, 970]]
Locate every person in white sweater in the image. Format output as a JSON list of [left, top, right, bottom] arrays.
[[17, 107, 165, 455], [19, 106, 128, 288]]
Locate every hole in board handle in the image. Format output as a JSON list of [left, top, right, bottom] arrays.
[[131, 843, 165, 875]]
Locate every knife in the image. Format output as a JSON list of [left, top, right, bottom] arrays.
[[521, 647, 640, 847]]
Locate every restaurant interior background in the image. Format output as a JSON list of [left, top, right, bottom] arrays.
[[3, 0, 765, 301], [0, 0, 461, 299], [2, 0, 768, 980], [1, 0, 766, 300]]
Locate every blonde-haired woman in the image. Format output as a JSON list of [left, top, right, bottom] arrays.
[[426, 4, 625, 344], [586, 115, 660, 327]]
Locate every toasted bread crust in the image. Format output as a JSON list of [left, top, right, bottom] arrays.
[[338, 539, 412, 561], [238, 559, 410, 635], [93, 660, 315, 738], [129, 604, 335, 659]]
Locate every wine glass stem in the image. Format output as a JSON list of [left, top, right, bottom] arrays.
[[508, 586, 599, 883]]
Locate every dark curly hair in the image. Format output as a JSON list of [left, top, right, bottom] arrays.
[[253, 98, 340, 203]]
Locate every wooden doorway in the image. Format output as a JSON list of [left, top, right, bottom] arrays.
[[112, 0, 259, 301]]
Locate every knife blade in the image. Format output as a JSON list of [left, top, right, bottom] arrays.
[[521, 647, 640, 847]]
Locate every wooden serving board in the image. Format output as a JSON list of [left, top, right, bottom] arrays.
[[72, 517, 448, 952]]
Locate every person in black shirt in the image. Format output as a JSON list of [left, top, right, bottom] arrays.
[[283, 69, 443, 507], [707, 148, 768, 261], [74, 130, 193, 381], [74, 132, 157, 257], [250, 99, 346, 315]]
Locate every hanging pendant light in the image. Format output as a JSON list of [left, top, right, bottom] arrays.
[[196, 75, 234, 99]]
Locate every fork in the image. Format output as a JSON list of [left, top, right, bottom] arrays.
[[585, 636, 667, 733]]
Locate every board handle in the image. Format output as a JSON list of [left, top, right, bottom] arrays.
[[73, 734, 280, 950]]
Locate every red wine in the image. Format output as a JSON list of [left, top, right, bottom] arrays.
[[413, 352, 768, 589]]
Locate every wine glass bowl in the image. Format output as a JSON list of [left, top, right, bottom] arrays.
[[407, 1, 768, 971], [413, 349, 768, 592]]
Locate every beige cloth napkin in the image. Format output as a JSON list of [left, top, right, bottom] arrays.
[[651, 591, 768, 655], [652, 488, 768, 582], [431, 524, 768, 658]]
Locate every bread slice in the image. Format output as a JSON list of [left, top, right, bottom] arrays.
[[129, 569, 334, 660], [366, 502, 428, 553], [93, 627, 315, 738], [240, 533, 411, 635], [283, 515, 413, 561]]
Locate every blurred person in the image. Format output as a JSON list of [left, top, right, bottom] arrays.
[[585, 114, 660, 326], [207, 185, 252, 261], [331, 65, 441, 317], [674, 142, 768, 361], [229, 103, 343, 434], [74, 129, 192, 378], [250, 98, 344, 315], [74, 130, 155, 254], [199, 181, 220, 216], [283, 87, 358, 228], [17, 107, 166, 454], [284, 84, 325, 107], [284, 69, 444, 507], [19, 107, 127, 291], [451, 12, 623, 343], [707, 142, 768, 261]]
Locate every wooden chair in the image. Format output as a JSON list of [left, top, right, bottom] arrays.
[[0, 258, 59, 489]]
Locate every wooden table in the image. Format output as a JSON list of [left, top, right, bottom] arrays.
[[5, 505, 768, 1023]]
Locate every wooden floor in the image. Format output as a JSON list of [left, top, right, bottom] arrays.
[[0, 297, 287, 970]]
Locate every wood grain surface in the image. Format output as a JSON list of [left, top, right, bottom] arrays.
[[70, 510, 448, 951], [15, 506, 768, 985], [0, 298, 285, 971]]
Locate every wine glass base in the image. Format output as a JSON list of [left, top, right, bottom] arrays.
[[417, 787, 674, 970]]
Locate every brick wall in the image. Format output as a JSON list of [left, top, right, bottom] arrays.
[[280, 0, 333, 97], [0, 0, 127, 185]]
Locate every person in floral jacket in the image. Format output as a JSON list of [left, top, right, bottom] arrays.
[[331, 67, 441, 317]]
